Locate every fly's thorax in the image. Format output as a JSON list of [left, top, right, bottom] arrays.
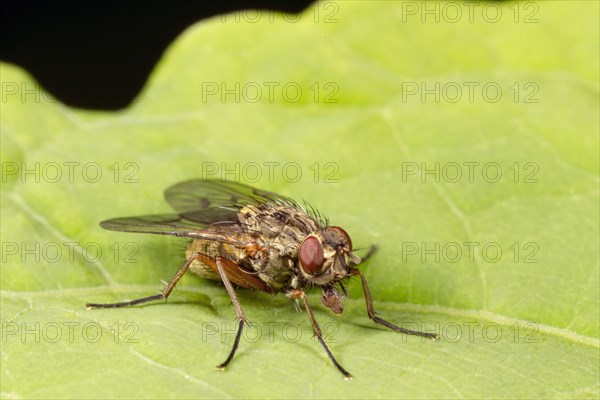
[[235, 202, 319, 288], [237, 205, 263, 232], [238, 203, 319, 241], [297, 226, 359, 286]]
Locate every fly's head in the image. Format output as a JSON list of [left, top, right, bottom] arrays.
[[297, 226, 361, 313]]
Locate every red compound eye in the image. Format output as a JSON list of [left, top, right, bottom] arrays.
[[299, 236, 325, 275]]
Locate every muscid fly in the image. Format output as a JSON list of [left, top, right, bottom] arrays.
[[87, 180, 438, 379]]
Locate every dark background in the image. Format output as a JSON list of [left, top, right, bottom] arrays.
[[0, 0, 315, 110]]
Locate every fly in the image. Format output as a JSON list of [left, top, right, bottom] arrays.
[[86, 179, 438, 379]]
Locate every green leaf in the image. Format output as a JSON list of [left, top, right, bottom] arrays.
[[1, 1, 598, 398]]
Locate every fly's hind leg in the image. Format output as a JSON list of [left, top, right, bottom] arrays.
[[86, 253, 250, 370], [86, 252, 200, 309]]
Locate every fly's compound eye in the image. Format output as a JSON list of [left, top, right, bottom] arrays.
[[330, 226, 352, 251], [323, 226, 353, 252], [299, 236, 325, 275]]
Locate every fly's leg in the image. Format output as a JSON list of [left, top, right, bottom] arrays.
[[350, 269, 438, 340], [87, 253, 249, 370], [288, 289, 353, 380], [85, 252, 199, 309], [214, 256, 248, 370]]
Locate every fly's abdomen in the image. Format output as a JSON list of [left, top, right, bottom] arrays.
[[186, 239, 221, 281]]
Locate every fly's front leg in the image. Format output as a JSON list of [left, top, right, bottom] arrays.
[[350, 269, 438, 340], [86, 252, 199, 309], [288, 289, 353, 380]]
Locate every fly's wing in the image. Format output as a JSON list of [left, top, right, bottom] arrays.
[[164, 179, 295, 218], [101, 180, 297, 240], [99, 213, 242, 244]]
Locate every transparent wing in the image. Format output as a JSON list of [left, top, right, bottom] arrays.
[[100, 180, 297, 240], [99, 213, 241, 242], [164, 179, 294, 215]]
